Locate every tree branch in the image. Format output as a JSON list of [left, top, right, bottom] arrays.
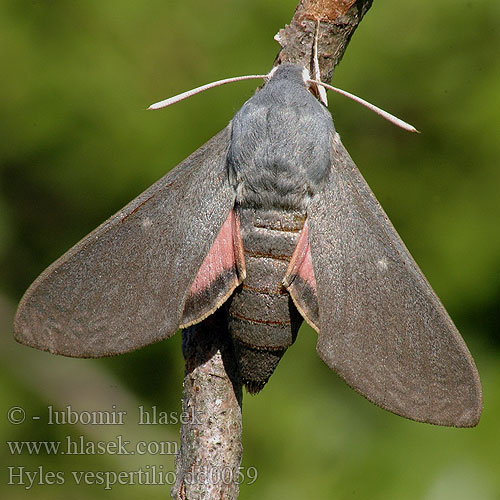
[[172, 2, 373, 499], [275, 0, 373, 83], [172, 308, 243, 499]]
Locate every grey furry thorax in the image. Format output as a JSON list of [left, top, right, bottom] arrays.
[[228, 64, 336, 212]]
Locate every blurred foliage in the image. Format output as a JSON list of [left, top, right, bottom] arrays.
[[1, 0, 499, 498]]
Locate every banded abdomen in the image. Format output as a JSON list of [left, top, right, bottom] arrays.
[[228, 207, 305, 393]]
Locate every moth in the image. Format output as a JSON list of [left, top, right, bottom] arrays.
[[14, 63, 482, 427]]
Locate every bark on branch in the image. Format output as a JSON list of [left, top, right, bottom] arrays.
[[171, 2, 373, 499], [172, 308, 242, 499], [275, 0, 373, 83]]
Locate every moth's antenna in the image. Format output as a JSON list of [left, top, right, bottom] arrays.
[[148, 74, 267, 110], [312, 20, 328, 106], [309, 79, 419, 133], [148, 66, 418, 134]]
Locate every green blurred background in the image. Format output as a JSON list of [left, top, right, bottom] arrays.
[[1, 0, 499, 498]]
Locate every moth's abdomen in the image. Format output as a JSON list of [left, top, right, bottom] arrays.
[[229, 207, 305, 393]]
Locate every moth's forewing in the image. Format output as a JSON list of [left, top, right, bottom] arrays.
[[306, 133, 482, 427], [14, 127, 235, 357]]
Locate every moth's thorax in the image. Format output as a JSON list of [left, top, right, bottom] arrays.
[[228, 64, 335, 211]]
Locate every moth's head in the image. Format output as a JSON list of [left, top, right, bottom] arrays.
[[265, 63, 326, 105], [266, 63, 311, 88]]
